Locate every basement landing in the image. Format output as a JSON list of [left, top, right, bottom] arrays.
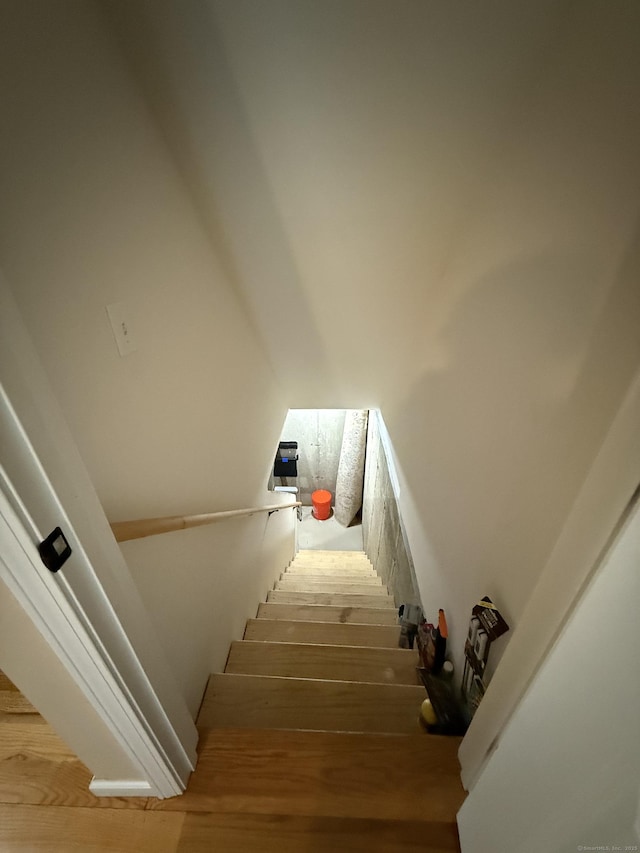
[[297, 506, 364, 551]]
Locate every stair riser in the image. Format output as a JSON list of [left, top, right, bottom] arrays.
[[268, 590, 396, 609], [225, 641, 419, 685], [244, 619, 401, 647], [199, 673, 425, 734], [282, 573, 381, 584], [291, 561, 373, 571], [292, 556, 372, 566], [296, 551, 368, 558], [257, 603, 399, 625], [275, 581, 390, 596], [285, 566, 376, 576]]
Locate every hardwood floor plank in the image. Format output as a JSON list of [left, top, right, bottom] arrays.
[[0, 804, 184, 852], [225, 641, 420, 684], [0, 672, 18, 691], [0, 754, 148, 809], [267, 590, 396, 608], [256, 603, 399, 625], [178, 812, 461, 852], [0, 673, 38, 715], [244, 618, 401, 647], [151, 729, 465, 822], [0, 693, 39, 715], [0, 717, 76, 761], [198, 673, 425, 733]]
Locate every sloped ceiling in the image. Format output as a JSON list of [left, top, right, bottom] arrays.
[[105, 0, 574, 405], [104, 0, 640, 641]]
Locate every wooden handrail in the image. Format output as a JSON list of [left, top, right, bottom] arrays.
[[110, 501, 302, 543]]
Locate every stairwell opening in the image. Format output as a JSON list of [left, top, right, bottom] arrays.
[[269, 408, 368, 552], [269, 408, 421, 611]]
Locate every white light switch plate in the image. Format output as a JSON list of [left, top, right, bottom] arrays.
[[106, 302, 137, 357]]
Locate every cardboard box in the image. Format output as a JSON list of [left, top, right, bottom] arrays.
[[461, 596, 509, 717]]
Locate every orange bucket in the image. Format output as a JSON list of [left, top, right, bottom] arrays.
[[311, 489, 332, 520]]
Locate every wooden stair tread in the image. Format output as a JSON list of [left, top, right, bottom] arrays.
[[198, 673, 425, 734], [275, 580, 390, 595], [244, 618, 401, 647], [225, 641, 420, 684], [178, 812, 461, 852], [151, 728, 465, 822], [267, 590, 396, 609], [0, 751, 149, 810], [257, 603, 399, 625]]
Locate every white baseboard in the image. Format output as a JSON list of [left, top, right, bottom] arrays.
[[89, 778, 158, 798]]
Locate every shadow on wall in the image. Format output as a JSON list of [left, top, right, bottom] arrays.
[[103, 0, 337, 400], [385, 239, 640, 680]]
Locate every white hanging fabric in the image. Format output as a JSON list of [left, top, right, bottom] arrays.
[[334, 409, 369, 527]]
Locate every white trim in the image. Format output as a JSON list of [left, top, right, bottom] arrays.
[[89, 780, 156, 797], [0, 277, 197, 798], [0, 486, 184, 798]]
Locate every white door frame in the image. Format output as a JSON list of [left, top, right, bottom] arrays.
[[0, 478, 188, 797], [0, 279, 197, 797]]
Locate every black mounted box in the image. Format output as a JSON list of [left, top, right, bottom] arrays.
[[274, 441, 298, 478]]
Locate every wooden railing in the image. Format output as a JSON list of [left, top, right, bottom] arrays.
[[110, 501, 302, 543]]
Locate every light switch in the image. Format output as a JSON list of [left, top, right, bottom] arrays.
[[106, 302, 137, 357]]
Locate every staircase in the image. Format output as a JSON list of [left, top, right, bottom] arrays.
[[0, 550, 466, 850], [179, 549, 466, 851]]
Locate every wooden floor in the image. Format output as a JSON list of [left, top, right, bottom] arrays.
[[0, 549, 464, 851]]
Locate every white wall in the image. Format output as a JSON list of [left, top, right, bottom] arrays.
[[457, 499, 640, 852], [0, 0, 286, 521], [0, 1, 291, 715], [120, 509, 295, 716], [102, 0, 640, 685], [458, 367, 640, 791], [0, 275, 198, 772]]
